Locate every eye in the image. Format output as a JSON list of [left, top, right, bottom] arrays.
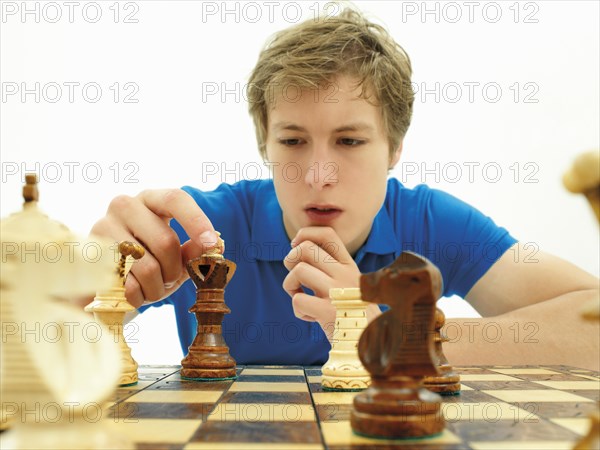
[[278, 138, 303, 146], [338, 138, 365, 147]]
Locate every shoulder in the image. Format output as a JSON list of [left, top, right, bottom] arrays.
[[383, 178, 517, 297], [384, 178, 472, 222]]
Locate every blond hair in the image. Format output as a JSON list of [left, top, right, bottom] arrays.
[[247, 7, 414, 159]]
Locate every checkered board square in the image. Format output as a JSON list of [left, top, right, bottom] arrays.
[[105, 365, 599, 449]]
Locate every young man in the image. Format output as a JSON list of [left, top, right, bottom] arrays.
[[92, 9, 599, 369]]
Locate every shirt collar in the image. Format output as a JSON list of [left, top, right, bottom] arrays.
[[251, 181, 398, 262], [353, 203, 399, 265], [251, 182, 292, 261]]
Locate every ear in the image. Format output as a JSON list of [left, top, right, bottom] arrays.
[[389, 141, 403, 169]]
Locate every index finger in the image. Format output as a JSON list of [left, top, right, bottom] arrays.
[[137, 189, 219, 250], [291, 227, 353, 264]]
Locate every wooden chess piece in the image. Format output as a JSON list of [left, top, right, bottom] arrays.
[[181, 234, 237, 381], [350, 252, 445, 439], [85, 241, 145, 386], [321, 288, 370, 391], [564, 152, 600, 450], [563, 149, 600, 221], [0, 174, 132, 449], [423, 307, 461, 395]]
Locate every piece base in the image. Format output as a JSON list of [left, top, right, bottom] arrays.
[[352, 429, 443, 440], [322, 385, 366, 392], [118, 381, 138, 387], [439, 390, 461, 396], [180, 366, 237, 380], [424, 382, 461, 395], [181, 375, 238, 382]]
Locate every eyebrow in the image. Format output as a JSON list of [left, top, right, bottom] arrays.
[[271, 122, 375, 133]]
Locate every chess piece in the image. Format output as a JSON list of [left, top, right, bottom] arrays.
[[564, 154, 600, 450], [350, 252, 445, 439], [181, 233, 237, 381], [563, 149, 600, 221], [85, 241, 145, 386], [321, 288, 370, 391], [423, 307, 461, 395], [0, 174, 132, 448]]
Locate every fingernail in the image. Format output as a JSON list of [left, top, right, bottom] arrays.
[[199, 230, 218, 247], [290, 239, 297, 248], [164, 281, 176, 289]]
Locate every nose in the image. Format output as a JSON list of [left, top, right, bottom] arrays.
[[304, 144, 338, 190]]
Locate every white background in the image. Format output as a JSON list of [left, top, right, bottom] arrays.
[[1, 0, 598, 364]]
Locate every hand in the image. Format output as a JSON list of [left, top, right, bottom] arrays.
[[283, 227, 363, 340], [90, 189, 218, 308]]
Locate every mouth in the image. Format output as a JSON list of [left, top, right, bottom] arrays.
[[304, 204, 343, 223]]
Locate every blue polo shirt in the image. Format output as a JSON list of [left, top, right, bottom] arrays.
[[140, 178, 516, 365]]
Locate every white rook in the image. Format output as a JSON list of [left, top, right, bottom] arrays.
[[321, 288, 370, 391]]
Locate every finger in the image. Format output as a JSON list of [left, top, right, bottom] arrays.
[[101, 197, 186, 286], [283, 261, 334, 299], [124, 272, 146, 308], [92, 218, 171, 304], [284, 240, 339, 274], [291, 292, 335, 326], [137, 189, 219, 253], [291, 227, 353, 264], [128, 248, 170, 303]]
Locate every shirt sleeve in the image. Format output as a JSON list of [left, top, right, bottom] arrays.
[[412, 185, 518, 298]]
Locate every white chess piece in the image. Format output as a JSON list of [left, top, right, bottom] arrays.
[[86, 241, 145, 387], [0, 176, 131, 449], [321, 288, 371, 391]]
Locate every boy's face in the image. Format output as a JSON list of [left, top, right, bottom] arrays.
[[265, 75, 400, 256]]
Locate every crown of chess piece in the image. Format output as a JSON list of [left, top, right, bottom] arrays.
[[85, 241, 146, 387], [350, 252, 445, 439], [0, 174, 132, 449], [181, 233, 238, 381], [423, 307, 461, 395], [563, 149, 600, 221], [321, 288, 370, 391]]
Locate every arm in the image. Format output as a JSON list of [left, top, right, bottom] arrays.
[[443, 242, 600, 370]]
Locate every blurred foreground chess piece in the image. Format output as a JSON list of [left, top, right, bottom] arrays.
[[564, 151, 600, 450], [350, 252, 445, 439], [85, 241, 145, 386], [423, 307, 461, 395], [0, 174, 132, 449], [181, 233, 238, 380], [563, 149, 600, 221], [321, 288, 370, 391], [573, 300, 600, 450]]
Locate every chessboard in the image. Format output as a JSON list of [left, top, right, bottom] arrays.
[[105, 364, 600, 449]]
